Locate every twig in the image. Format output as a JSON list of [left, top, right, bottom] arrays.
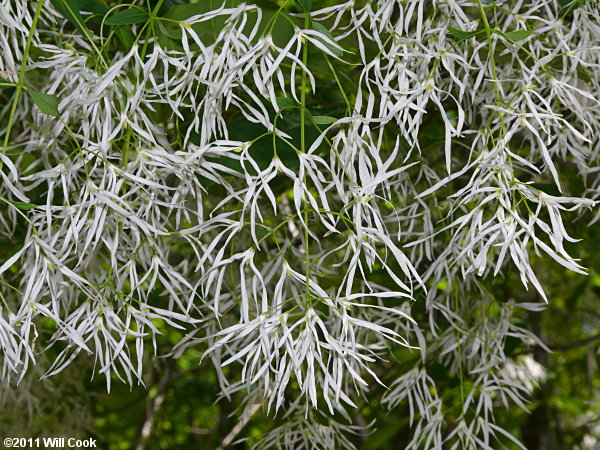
[[552, 332, 600, 350], [134, 375, 170, 450], [216, 401, 263, 450], [512, 331, 600, 357]]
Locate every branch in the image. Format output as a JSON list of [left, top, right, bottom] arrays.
[[551, 332, 600, 350], [216, 401, 263, 450], [134, 375, 170, 450], [512, 331, 600, 357]]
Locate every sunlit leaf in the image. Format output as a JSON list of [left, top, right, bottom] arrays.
[[27, 89, 60, 117], [312, 115, 337, 125], [447, 26, 484, 40], [500, 29, 532, 40], [8, 201, 38, 211]]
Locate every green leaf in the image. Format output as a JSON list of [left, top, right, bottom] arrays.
[[115, 25, 136, 51], [50, 0, 93, 37], [73, 0, 108, 14], [161, 3, 226, 44], [161, 0, 291, 48], [447, 26, 484, 40], [252, 0, 294, 46], [312, 115, 337, 125], [311, 22, 343, 57], [8, 201, 38, 211], [0, 77, 15, 90], [164, 1, 217, 18], [162, 2, 212, 22], [295, 0, 312, 12], [105, 8, 149, 25], [157, 20, 181, 40], [500, 29, 532, 41], [156, 30, 179, 52], [276, 97, 297, 109], [27, 89, 60, 117]]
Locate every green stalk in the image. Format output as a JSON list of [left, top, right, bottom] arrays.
[[477, 0, 500, 105], [476, 0, 516, 193], [301, 11, 311, 304], [0, 0, 46, 172], [324, 55, 352, 116], [140, 0, 166, 61]]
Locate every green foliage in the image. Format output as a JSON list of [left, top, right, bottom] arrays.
[[499, 29, 533, 41], [26, 89, 60, 117], [105, 8, 149, 25], [50, 0, 95, 37], [7, 201, 38, 210], [447, 26, 484, 40], [295, 0, 312, 13]]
